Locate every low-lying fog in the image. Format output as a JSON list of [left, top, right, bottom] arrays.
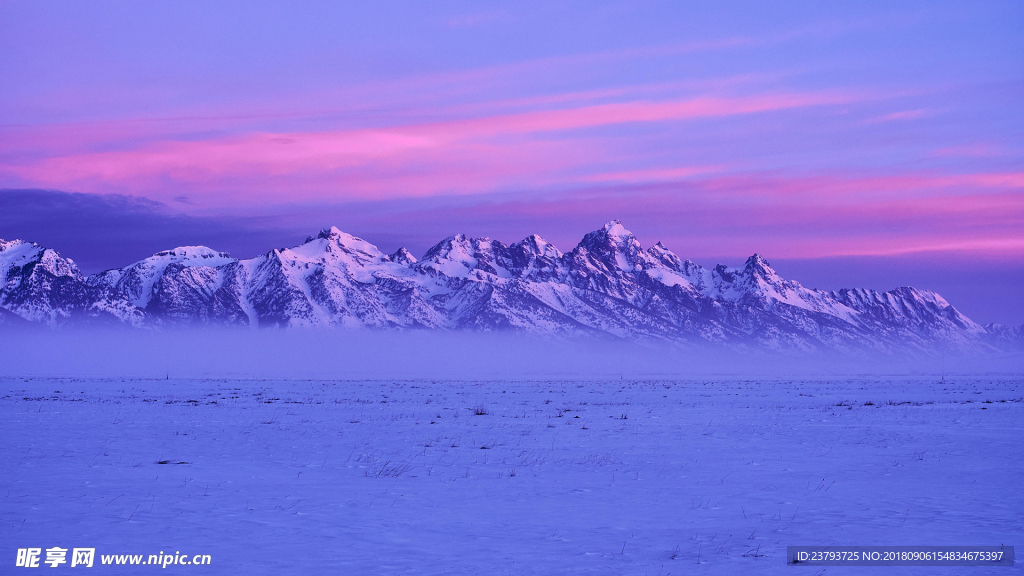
[[1, 327, 1019, 379]]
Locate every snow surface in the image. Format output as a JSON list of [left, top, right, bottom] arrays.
[[2, 374, 1020, 575]]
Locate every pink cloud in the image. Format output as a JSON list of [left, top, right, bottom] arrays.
[[863, 108, 931, 123], [931, 143, 1012, 158], [582, 165, 728, 183], [438, 91, 860, 137], [1, 90, 864, 207]]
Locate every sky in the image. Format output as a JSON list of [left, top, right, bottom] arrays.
[[0, 1, 1022, 325]]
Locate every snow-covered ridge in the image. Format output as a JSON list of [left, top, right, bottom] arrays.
[[0, 223, 1015, 351], [151, 246, 234, 262], [0, 239, 86, 323]]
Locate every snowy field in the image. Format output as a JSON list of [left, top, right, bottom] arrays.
[[2, 375, 1021, 575]]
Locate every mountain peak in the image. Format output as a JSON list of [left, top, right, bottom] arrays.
[[646, 241, 683, 271], [515, 234, 562, 258], [581, 217, 634, 251], [743, 253, 774, 275], [576, 220, 644, 272], [581, 220, 639, 246], [0, 240, 81, 280], [418, 234, 487, 277], [421, 234, 472, 261], [293, 226, 383, 262], [389, 247, 417, 265], [602, 219, 630, 238], [310, 226, 346, 242], [0, 239, 27, 251], [305, 225, 375, 247], [522, 233, 546, 246], [152, 246, 232, 260]]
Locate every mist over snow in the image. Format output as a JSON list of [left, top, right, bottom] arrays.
[[1, 327, 1020, 380]]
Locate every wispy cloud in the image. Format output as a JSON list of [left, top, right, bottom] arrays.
[[863, 108, 932, 123], [931, 143, 1013, 158], [1, 90, 867, 206]]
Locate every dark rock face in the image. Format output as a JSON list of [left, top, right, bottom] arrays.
[[0, 222, 1008, 351]]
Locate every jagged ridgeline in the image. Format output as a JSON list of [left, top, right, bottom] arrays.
[[0, 221, 1020, 351]]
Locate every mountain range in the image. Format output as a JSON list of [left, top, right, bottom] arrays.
[[1, 220, 1020, 352]]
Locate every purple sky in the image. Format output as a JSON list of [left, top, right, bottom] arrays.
[[0, 2, 1022, 325]]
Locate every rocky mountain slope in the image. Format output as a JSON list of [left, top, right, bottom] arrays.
[[1, 221, 1016, 351]]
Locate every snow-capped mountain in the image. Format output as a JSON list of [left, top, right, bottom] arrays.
[[0, 221, 1015, 351], [0, 239, 91, 324], [982, 322, 1024, 351]]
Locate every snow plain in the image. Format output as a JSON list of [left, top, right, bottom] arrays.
[[2, 374, 1021, 575]]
